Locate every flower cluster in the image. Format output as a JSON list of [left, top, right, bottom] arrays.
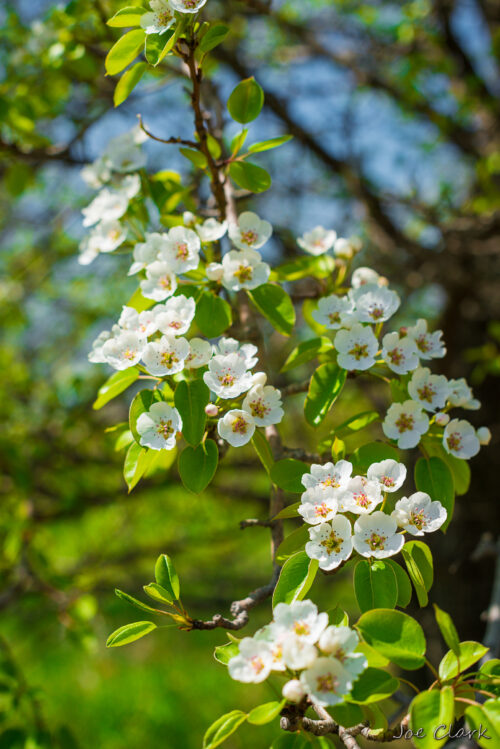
[[141, 0, 208, 37], [228, 600, 367, 707], [298, 459, 446, 570]]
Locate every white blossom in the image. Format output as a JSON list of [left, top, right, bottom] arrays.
[[305, 516, 353, 571], [155, 295, 195, 336], [136, 401, 182, 451], [78, 236, 99, 266], [118, 306, 158, 337], [213, 338, 258, 369], [196, 217, 227, 242], [443, 419, 480, 459], [272, 601, 328, 644], [312, 294, 355, 330], [159, 226, 200, 274], [141, 0, 175, 35], [203, 353, 254, 398], [81, 157, 111, 189], [408, 367, 450, 412], [300, 657, 353, 707], [87, 220, 127, 254], [334, 323, 378, 371], [298, 486, 338, 525], [184, 338, 212, 369], [253, 625, 287, 672], [119, 173, 142, 199], [88, 330, 113, 363], [82, 189, 128, 227], [318, 627, 367, 677], [350, 283, 400, 324], [351, 267, 381, 288], [382, 332, 419, 375], [228, 638, 273, 683], [128, 233, 167, 275], [282, 679, 306, 703], [228, 211, 272, 251], [367, 459, 407, 492], [352, 511, 404, 559], [221, 249, 270, 291], [251, 372, 267, 387], [242, 384, 283, 426], [334, 236, 361, 260], [105, 130, 146, 173], [282, 636, 318, 670], [101, 331, 145, 370], [206, 262, 224, 281], [142, 335, 190, 376], [217, 409, 255, 447], [301, 461, 353, 494], [392, 492, 447, 536], [297, 226, 336, 255], [382, 400, 429, 449], [406, 319, 446, 359], [339, 476, 382, 514], [447, 378, 481, 410], [171, 0, 208, 12], [477, 427, 491, 446], [140, 262, 177, 301]]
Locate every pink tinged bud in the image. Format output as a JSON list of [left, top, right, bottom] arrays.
[[282, 679, 306, 703], [435, 412, 450, 426], [399, 326, 408, 337], [477, 427, 491, 445], [205, 403, 219, 417], [206, 262, 223, 281]]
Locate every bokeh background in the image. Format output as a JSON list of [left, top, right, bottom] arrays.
[[1, 0, 499, 746]]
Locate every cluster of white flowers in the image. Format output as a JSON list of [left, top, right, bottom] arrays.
[[141, 0, 208, 36], [228, 600, 367, 707], [297, 226, 361, 260], [297, 459, 446, 570]]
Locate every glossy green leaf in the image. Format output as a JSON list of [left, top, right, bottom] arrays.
[[304, 362, 346, 426], [385, 559, 412, 608], [270, 458, 308, 493], [273, 551, 318, 607], [105, 29, 146, 76], [335, 410, 380, 436], [251, 430, 274, 474], [350, 442, 399, 473], [402, 540, 433, 607], [114, 61, 147, 106], [214, 641, 239, 665], [106, 620, 157, 647], [155, 554, 180, 601], [174, 380, 209, 446], [248, 700, 285, 725], [124, 443, 165, 492], [179, 147, 207, 169], [114, 589, 160, 614], [414, 456, 455, 531], [421, 436, 471, 495], [229, 161, 271, 193], [275, 254, 336, 282], [272, 502, 300, 520], [143, 582, 174, 606], [479, 659, 500, 697], [465, 701, 500, 749], [247, 135, 293, 153], [107, 6, 147, 27], [439, 641, 489, 681], [354, 560, 398, 613], [195, 292, 232, 337], [199, 24, 230, 52], [409, 687, 455, 749], [275, 525, 309, 564], [281, 337, 332, 373], [178, 439, 218, 493], [93, 367, 139, 410], [357, 609, 427, 670], [349, 667, 400, 704], [433, 604, 460, 656], [227, 77, 264, 123], [248, 284, 295, 336], [203, 710, 247, 749], [329, 703, 364, 728]]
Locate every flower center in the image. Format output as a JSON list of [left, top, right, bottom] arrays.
[[320, 531, 344, 555], [316, 674, 338, 693], [321, 476, 340, 489], [160, 352, 178, 368], [240, 229, 258, 245], [348, 343, 368, 360], [249, 399, 268, 418], [293, 621, 310, 636], [157, 10, 173, 26], [250, 656, 265, 674], [108, 229, 120, 240], [123, 348, 136, 360], [395, 413, 414, 433], [388, 347, 403, 366], [368, 532, 386, 551], [234, 264, 253, 283], [369, 305, 384, 320], [446, 432, 462, 451], [353, 491, 370, 508], [232, 417, 248, 434], [218, 372, 235, 387], [176, 242, 189, 260], [156, 419, 174, 440], [417, 384, 436, 403], [416, 334, 430, 353], [159, 275, 172, 290], [409, 509, 427, 530], [328, 312, 341, 324], [381, 476, 395, 487], [169, 320, 182, 329], [314, 502, 331, 518]]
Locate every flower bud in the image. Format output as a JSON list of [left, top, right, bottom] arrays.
[[206, 262, 223, 281], [378, 275, 389, 287], [282, 679, 306, 703], [251, 372, 267, 387], [399, 326, 408, 338], [477, 426, 491, 446], [435, 412, 450, 427], [205, 403, 219, 417], [183, 211, 196, 228], [319, 628, 343, 654], [333, 237, 354, 260]]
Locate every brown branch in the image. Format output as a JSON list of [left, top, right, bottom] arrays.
[[137, 114, 199, 149]]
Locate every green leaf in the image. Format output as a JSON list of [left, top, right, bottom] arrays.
[[229, 161, 271, 193], [357, 609, 427, 670], [143, 582, 173, 606], [114, 61, 147, 106], [248, 700, 285, 725], [107, 7, 147, 27], [354, 560, 398, 613], [174, 380, 209, 446], [247, 135, 293, 153], [335, 411, 380, 436], [227, 77, 264, 123], [105, 29, 146, 76], [179, 147, 207, 169], [195, 292, 232, 337], [248, 284, 295, 336], [304, 362, 346, 426], [409, 687, 455, 749], [414, 456, 455, 531], [281, 337, 332, 373], [272, 502, 300, 520], [479, 659, 500, 697], [126, 286, 155, 313], [402, 540, 433, 607], [329, 605, 349, 627], [356, 642, 389, 669], [129, 388, 162, 443], [350, 442, 399, 473], [433, 604, 460, 656], [199, 24, 230, 52], [329, 703, 364, 728], [114, 589, 160, 615], [203, 710, 247, 749], [93, 368, 139, 410], [349, 667, 400, 704], [214, 641, 239, 665], [275, 255, 336, 282], [421, 436, 471, 495], [155, 554, 180, 601], [106, 621, 157, 648], [251, 430, 274, 474], [178, 439, 218, 493], [273, 552, 318, 607], [124, 443, 165, 492], [439, 641, 489, 681], [385, 559, 412, 608], [275, 525, 309, 564], [270, 458, 308, 492], [465, 701, 500, 749]]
